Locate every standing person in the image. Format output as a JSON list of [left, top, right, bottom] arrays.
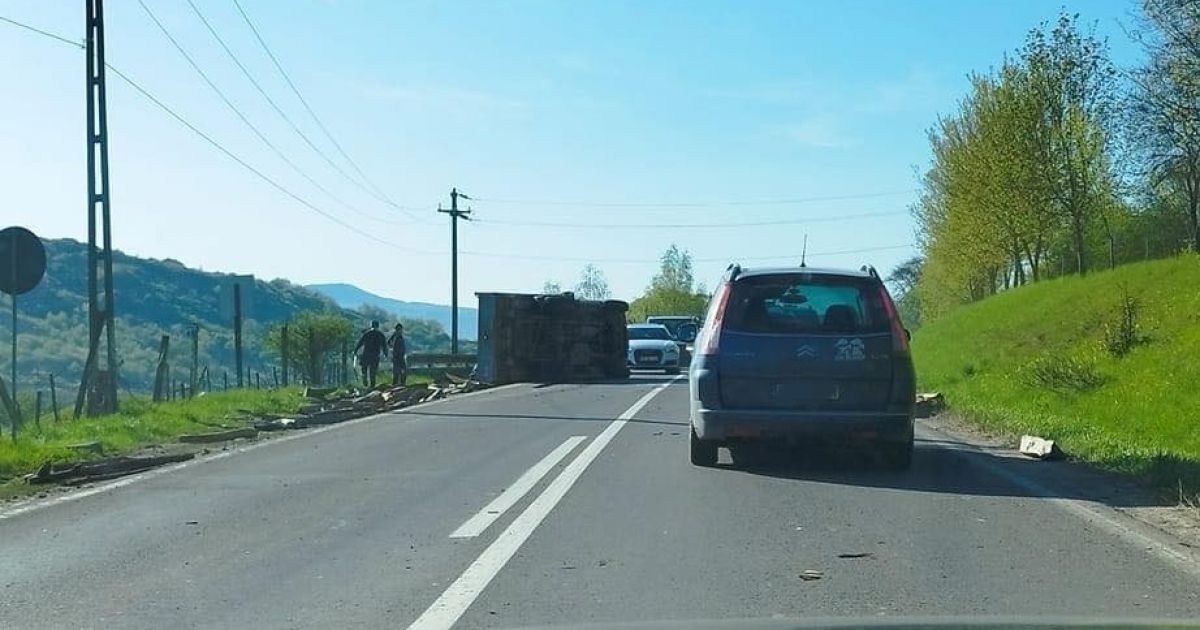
[[388, 323, 408, 386], [353, 320, 387, 388]]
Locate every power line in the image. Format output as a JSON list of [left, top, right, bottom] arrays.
[[137, 0, 405, 227], [456, 243, 916, 264], [470, 189, 919, 209], [475, 209, 908, 229], [229, 0, 422, 221], [106, 64, 437, 255], [183, 0, 423, 224], [0, 15, 82, 48]]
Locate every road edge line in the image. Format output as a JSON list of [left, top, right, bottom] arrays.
[[919, 420, 1200, 576], [406, 375, 683, 630], [0, 382, 528, 521]]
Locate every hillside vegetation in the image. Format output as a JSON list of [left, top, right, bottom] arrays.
[[912, 253, 1200, 492], [0, 238, 473, 400]]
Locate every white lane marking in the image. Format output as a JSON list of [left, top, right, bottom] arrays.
[[407, 376, 683, 630], [0, 383, 527, 522], [919, 422, 1200, 576], [449, 436, 588, 539]]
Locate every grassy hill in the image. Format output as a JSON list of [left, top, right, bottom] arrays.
[[0, 238, 466, 400], [912, 252, 1200, 493], [307, 282, 479, 340]]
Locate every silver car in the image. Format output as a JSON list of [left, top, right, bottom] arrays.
[[626, 324, 682, 374]]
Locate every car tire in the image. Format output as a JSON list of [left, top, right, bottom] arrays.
[[690, 427, 719, 467], [880, 439, 914, 471]]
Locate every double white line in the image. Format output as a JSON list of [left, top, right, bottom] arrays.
[[408, 376, 682, 630]]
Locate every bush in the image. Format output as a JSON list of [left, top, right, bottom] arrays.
[[1102, 288, 1146, 358], [1022, 354, 1105, 393]]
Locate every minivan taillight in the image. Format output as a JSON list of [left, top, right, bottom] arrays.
[[700, 282, 732, 354], [877, 286, 910, 357]]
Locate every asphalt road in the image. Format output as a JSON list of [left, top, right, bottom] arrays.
[[2, 375, 1200, 629]]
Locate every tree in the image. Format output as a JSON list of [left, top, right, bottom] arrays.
[[1022, 13, 1121, 275], [650, 244, 695, 293], [356, 304, 394, 326], [1129, 0, 1200, 252], [264, 312, 355, 386], [542, 280, 563, 294], [627, 245, 709, 322], [574, 264, 611, 300]]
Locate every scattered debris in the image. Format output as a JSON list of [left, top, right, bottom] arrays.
[[25, 453, 195, 486], [1019, 435, 1065, 460], [799, 570, 824, 581], [837, 552, 873, 559], [178, 427, 258, 444], [915, 392, 945, 418]]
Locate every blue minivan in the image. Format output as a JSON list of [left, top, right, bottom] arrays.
[[687, 263, 916, 469]]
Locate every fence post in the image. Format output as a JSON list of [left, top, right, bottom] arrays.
[[223, 370, 228, 391], [281, 324, 290, 387], [49, 373, 60, 421], [34, 391, 42, 431]]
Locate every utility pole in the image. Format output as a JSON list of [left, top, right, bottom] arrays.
[[438, 188, 471, 355], [76, 0, 119, 418]]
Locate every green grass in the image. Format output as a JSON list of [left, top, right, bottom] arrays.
[[912, 252, 1200, 494], [0, 387, 307, 485]]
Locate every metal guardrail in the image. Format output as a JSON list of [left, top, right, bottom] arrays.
[[406, 353, 477, 371]]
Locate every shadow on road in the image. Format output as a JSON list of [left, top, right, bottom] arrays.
[[412, 410, 689, 428], [723, 436, 1175, 508]]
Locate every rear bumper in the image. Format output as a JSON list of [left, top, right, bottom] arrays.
[[691, 406, 913, 442], [628, 358, 680, 369]]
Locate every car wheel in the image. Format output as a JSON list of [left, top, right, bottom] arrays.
[[880, 439, 914, 471], [689, 427, 719, 467]]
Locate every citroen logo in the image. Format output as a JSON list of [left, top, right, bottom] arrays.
[[795, 345, 817, 358]]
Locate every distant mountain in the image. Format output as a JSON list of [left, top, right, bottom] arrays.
[[307, 283, 478, 340]]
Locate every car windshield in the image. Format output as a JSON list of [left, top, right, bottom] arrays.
[[628, 326, 672, 340], [7, 1, 1197, 628], [722, 274, 891, 335]]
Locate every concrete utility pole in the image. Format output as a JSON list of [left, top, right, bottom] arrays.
[[76, 0, 119, 418], [438, 188, 471, 354]]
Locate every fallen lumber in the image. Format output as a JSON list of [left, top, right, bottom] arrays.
[[178, 427, 259, 444], [26, 453, 195, 485]]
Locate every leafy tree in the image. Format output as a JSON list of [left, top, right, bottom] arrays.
[[264, 312, 355, 386], [628, 245, 709, 322], [357, 304, 394, 326], [542, 280, 563, 294], [1129, 0, 1200, 252], [574, 264, 612, 300], [650, 244, 695, 293]]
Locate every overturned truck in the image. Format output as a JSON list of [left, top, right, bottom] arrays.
[[475, 292, 630, 385]]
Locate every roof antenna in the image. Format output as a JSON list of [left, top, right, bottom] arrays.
[[800, 234, 808, 268]]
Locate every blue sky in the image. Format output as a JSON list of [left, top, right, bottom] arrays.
[[1, 0, 1144, 307]]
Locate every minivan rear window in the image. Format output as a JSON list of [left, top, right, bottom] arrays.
[[722, 273, 890, 335]]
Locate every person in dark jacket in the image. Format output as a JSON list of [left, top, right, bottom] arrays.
[[353, 320, 387, 388], [388, 323, 408, 386]]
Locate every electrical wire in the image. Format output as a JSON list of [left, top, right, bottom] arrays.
[[456, 243, 915, 264], [0, 15, 917, 267], [475, 209, 908, 229], [137, 0, 406, 226], [229, 0, 426, 221], [184, 0, 426, 224], [470, 189, 919, 209], [105, 63, 438, 255]]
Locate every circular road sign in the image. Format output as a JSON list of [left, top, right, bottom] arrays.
[[0, 226, 47, 296]]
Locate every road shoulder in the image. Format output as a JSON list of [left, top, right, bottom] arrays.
[[921, 412, 1200, 555]]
